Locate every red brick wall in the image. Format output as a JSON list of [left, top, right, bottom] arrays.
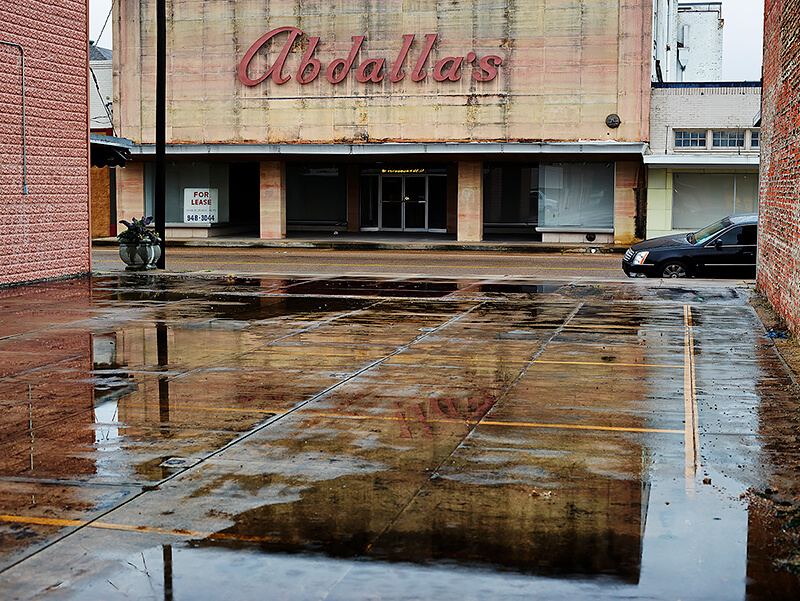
[[0, 1, 90, 286], [759, 0, 800, 336]]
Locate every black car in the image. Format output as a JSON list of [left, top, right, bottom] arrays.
[[622, 213, 758, 278]]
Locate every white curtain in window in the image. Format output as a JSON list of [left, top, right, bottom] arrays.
[[672, 173, 759, 229], [538, 163, 614, 228]]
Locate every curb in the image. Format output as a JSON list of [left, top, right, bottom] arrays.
[[92, 237, 628, 254]]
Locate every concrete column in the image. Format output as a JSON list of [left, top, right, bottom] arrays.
[[614, 161, 640, 245], [457, 161, 483, 242], [259, 161, 286, 239], [116, 161, 146, 223]]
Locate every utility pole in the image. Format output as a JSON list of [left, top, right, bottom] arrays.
[[155, 0, 166, 268]]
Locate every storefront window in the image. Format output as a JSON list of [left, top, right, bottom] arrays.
[[145, 162, 231, 225], [360, 175, 380, 228], [428, 175, 447, 230], [538, 163, 614, 229], [672, 173, 759, 229], [286, 165, 347, 226], [483, 164, 539, 226]]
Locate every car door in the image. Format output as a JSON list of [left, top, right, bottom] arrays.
[[732, 224, 757, 276], [699, 225, 756, 277]]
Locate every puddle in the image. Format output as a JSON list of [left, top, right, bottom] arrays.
[[477, 283, 561, 294], [0, 275, 798, 598], [278, 279, 460, 298]]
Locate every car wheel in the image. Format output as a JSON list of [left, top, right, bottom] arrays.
[[660, 261, 689, 278]]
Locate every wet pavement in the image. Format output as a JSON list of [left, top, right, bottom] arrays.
[[0, 274, 798, 599]]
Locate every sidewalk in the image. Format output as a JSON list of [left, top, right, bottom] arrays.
[[92, 232, 628, 254]]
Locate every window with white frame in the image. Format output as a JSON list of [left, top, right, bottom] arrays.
[[674, 131, 706, 148], [713, 131, 745, 148], [672, 129, 760, 152]]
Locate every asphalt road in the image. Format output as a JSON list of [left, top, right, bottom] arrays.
[[92, 246, 628, 280]]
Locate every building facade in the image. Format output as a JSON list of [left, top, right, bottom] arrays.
[[760, 0, 800, 335], [89, 44, 113, 132], [652, 1, 723, 83], [114, 0, 652, 244], [0, 0, 91, 285], [645, 82, 760, 238]]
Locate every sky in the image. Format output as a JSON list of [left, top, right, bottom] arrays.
[[88, 0, 765, 81], [719, 0, 764, 81]]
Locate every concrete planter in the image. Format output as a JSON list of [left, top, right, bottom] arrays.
[[119, 241, 161, 271]]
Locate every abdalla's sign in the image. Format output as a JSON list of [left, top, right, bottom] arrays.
[[238, 27, 503, 87]]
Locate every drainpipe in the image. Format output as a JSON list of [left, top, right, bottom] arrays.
[[0, 40, 28, 194]]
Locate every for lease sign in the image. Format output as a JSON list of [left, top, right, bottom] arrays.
[[184, 188, 219, 223]]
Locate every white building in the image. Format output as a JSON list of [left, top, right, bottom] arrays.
[[645, 82, 760, 238], [653, 1, 723, 82], [89, 44, 113, 132]]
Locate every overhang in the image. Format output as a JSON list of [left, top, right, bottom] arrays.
[[643, 154, 759, 169], [91, 133, 134, 168], [129, 141, 648, 158]]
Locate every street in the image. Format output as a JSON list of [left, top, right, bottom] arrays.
[[91, 246, 626, 279], [0, 257, 797, 599]]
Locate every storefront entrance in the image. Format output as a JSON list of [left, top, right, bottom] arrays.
[[361, 168, 447, 232], [380, 175, 427, 230]]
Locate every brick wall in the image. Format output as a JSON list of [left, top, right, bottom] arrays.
[[0, 1, 90, 286], [759, 0, 800, 336]]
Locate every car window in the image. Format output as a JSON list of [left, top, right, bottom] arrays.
[[716, 227, 743, 246], [738, 225, 757, 245], [694, 218, 730, 245], [714, 225, 757, 246]]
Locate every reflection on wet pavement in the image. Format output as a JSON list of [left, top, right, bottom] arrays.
[[0, 275, 797, 599]]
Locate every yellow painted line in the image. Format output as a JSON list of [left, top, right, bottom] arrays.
[[240, 347, 680, 368], [684, 305, 700, 481], [119, 403, 682, 435], [532, 360, 680, 368], [560, 324, 679, 330], [123, 402, 275, 414], [386, 358, 681, 368], [477, 419, 683, 434], [194, 347, 682, 369], [1, 515, 87, 528], [233, 349, 681, 369], [250, 350, 385, 358], [0, 514, 286, 544]]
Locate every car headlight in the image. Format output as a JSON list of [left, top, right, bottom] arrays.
[[632, 251, 649, 265]]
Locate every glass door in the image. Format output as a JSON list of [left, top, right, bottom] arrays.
[[380, 176, 403, 230], [379, 175, 429, 231], [403, 176, 427, 230], [369, 170, 448, 232]]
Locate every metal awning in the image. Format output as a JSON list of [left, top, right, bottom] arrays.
[[128, 141, 649, 157], [90, 133, 134, 168], [643, 154, 760, 169]]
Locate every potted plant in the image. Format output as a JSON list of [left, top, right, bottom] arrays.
[[117, 216, 162, 270]]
